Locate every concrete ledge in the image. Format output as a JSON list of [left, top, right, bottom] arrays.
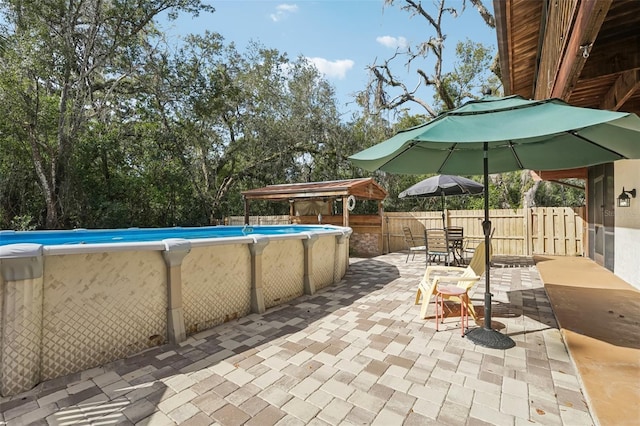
[[534, 255, 640, 426]]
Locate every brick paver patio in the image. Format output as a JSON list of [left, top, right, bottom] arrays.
[[0, 253, 594, 425]]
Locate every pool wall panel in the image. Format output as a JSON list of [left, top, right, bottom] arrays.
[[40, 251, 167, 380], [262, 239, 305, 308], [313, 235, 337, 291], [335, 235, 349, 283], [182, 244, 252, 335], [0, 275, 43, 396]]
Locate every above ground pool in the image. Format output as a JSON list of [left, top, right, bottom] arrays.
[[0, 223, 351, 397], [0, 224, 339, 247]]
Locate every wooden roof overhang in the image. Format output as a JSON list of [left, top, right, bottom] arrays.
[[241, 178, 388, 202], [494, 0, 640, 180]]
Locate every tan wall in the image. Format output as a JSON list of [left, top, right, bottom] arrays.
[[614, 159, 640, 289]]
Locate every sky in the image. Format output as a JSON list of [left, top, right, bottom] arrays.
[[161, 0, 497, 119]]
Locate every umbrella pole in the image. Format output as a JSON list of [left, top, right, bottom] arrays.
[[465, 142, 515, 349], [441, 191, 446, 228]]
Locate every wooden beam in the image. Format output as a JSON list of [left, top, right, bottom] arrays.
[[549, 0, 612, 99], [600, 69, 640, 111], [580, 35, 640, 80], [342, 196, 349, 227], [244, 198, 250, 225], [535, 167, 588, 180], [493, 0, 513, 95]]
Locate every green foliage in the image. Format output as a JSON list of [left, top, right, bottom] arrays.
[[434, 39, 497, 112], [535, 180, 586, 207], [0, 0, 214, 229], [9, 215, 36, 231], [0, 1, 585, 231]]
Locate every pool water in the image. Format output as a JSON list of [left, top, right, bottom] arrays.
[[0, 225, 334, 247]]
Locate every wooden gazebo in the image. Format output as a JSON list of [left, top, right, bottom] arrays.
[[242, 178, 388, 256]]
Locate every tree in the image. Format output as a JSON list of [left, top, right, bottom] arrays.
[[0, 0, 214, 228], [358, 0, 496, 119], [128, 35, 347, 223], [534, 180, 585, 207], [353, 0, 564, 212]]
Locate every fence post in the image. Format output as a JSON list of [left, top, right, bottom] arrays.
[[525, 208, 532, 255]]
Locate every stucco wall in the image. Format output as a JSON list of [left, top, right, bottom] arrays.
[[614, 160, 640, 290]]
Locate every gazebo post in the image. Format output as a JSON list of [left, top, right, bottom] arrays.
[[342, 196, 349, 227], [243, 197, 250, 225]]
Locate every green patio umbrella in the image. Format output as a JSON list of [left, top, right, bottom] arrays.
[[349, 95, 640, 349]]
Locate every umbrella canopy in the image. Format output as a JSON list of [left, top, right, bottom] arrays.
[[350, 96, 640, 175], [349, 95, 640, 349], [399, 174, 483, 198], [399, 175, 484, 227]]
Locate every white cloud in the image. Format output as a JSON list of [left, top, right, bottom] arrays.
[[270, 3, 299, 22], [306, 57, 354, 80], [376, 35, 408, 49]]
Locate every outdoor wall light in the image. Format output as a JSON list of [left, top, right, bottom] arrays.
[[617, 187, 636, 207]]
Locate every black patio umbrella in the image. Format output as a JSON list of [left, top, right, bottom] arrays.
[[349, 95, 640, 350], [399, 174, 483, 227]]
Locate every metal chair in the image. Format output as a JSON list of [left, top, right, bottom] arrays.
[[402, 226, 426, 262], [445, 226, 464, 265], [425, 228, 454, 265]]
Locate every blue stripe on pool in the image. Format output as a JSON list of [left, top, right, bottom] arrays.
[[0, 225, 334, 246]]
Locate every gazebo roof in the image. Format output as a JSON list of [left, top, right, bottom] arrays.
[[241, 178, 387, 201]]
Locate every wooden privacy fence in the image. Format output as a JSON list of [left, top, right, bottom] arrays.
[[226, 206, 585, 257], [384, 207, 585, 256]]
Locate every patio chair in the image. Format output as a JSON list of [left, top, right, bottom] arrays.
[[446, 226, 464, 265], [402, 226, 426, 262], [414, 240, 492, 321], [425, 228, 454, 265]]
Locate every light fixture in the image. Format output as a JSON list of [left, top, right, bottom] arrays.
[[579, 42, 593, 59], [617, 187, 636, 207]]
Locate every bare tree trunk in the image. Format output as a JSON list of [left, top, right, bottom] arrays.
[[522, 181, 540, 208], [27, 124, 59, 228]]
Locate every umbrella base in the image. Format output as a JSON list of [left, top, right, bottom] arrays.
[[465, 327, 515, 349]]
